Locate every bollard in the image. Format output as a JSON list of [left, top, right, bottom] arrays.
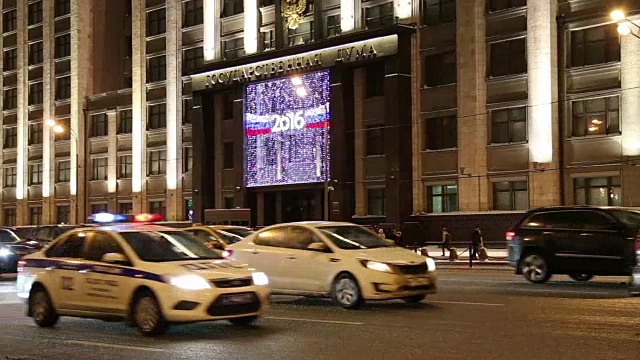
[[469, 245, 473, 268]]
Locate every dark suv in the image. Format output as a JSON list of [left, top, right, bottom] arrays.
[[507, 206, 640, 283]]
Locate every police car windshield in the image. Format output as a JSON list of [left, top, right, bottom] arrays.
[[120, 231, 223, 262], [218, 228, 253, 239]]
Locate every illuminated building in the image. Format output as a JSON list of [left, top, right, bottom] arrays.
[[0, 0, 637, 226]]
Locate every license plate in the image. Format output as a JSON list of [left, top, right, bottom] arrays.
[[407, 277, 429, 286], [219, 293, 253, 305]]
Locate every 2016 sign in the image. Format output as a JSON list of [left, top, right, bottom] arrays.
[[271, 111, 305, 132]]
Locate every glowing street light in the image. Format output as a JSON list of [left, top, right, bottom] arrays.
[[618, 23, 632, 36], [611, 9, 626, 22], [45, 120, 80, 224], [53, 125, 65, 134], [611, 9, 640, 38]]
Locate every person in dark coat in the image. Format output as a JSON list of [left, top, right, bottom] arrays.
[[441, 227, 452, 256], [471, 225, 483, 260]]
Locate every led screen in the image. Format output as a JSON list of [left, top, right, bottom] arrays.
[[244, 70, 330, 187]]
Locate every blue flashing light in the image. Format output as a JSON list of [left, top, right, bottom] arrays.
[[89, 212, 127, 223]]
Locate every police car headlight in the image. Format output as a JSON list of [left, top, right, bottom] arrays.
[[0, 248, 12, 258], [251, 272, 269, 286], [169, 275, 211, 290], [362, 260, 394, 273], [426, 257, 436, 272]]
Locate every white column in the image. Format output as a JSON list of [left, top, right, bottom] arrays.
[[16, 0, 28, 203], [132, 0, 147, 205], [107, 110, 117, 194], [42, 0, 55, 204], [341, 0, 355, 33], [166, 0, 183, 220], [203, 0, 222, 61], [621, 32, 640, 156], [244, 0, 258, 54], [527, 0, 556, 164]]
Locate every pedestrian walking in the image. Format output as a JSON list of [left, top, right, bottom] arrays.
[[471, 225, 483, 260], [377, 228, 385, 239], [441, 226, 452, 256]]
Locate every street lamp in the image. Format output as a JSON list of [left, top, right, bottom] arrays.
[[611, 9, 640, 39], [46, 120, 80, 224]]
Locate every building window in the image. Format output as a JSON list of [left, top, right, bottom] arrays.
[[428, 184, 458, 213], [262, 30, 276, 51], [4, 208, 17, 226], [183, 146, 193, 172], [4, 127, 17, 148], [29, 41, 43, 65], [148, 103, 167, 129], [118, 155, 133, 178], [3, 10, 17, 33], [147, 55, 166, 82], [149, 201, 166, 217], [182, 98, 193, 124], [57, 160, 70, 182], [223, 142, 234, 169], [365, 63, 385, 98], [119, 202, 133, 215], [91, 113, 108, 137], [571, 25, 620, 68], [29, 122, 43, 145], [3, 167, 16, 187], [327, 15, 341, 37], [425, 116, 457, 150], [490, 38, 526, 77], [3, 48, 17, 71], [55, 33, 71, 58], [54, 119, 71, 141], [183, 47, 204, 72], [222, 0, 244, 17], [575, 176, 621, 206], [147, 8, 166, 36], [56, 205, 70, 223], [261, 0, 275, 6], [423, 0, 456, 26], [224, 196, 235, 209], [28, 1, 43, 26], [29, 82, 43, 105], [29, 206, 42, 225], [223, 38, 245, 60], [367, 189, 385, 216], [183, 0, 203, 28], [29, 163, 43, 185], [56, 76, 71, 100], [488, 0, 526, 12], [55, 0, 71, 17], [91, 204, 108, 214], [119, 109, 132, 134], [222, 92, 235, 120], [92, 157, 108, 181], [493, 180, 528, 210], [491, 107, 527, 144], [287, 21, 314, 46], [148, 150, 166, 175], [572, 96, 619, 137], [424, 51, 456, 87], [3, 88, 17, 110], [364, 2, 395, 30], [366, 127, 384, 156]]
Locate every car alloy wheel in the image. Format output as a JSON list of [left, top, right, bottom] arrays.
[[133, 295, 166, 335], [30, 289, 58, 327], [521, 254, 551, 284], [333, 275, 362, 309]]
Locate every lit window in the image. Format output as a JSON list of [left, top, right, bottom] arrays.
[[148, 150, 166, 175], [493, 181, 528, 210], [428, 184, 458, 213], [92, 157, 108, 181], [572, 96, 619, 137], [574, 177, 621, 206]]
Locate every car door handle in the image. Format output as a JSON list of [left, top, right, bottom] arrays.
[[329, 258, 340, 262], [580, 233, 593, 237], [250, 249, 259, 254], [286, 255, 296, 260]]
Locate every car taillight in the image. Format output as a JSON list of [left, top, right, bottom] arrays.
[[221, 249, 233, 258], [506, 231, 516, 241], [17, 258, 26, 273], [635, 232, 640, 252]]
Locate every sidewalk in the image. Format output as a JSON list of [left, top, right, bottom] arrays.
[[415, 246, 509, 266]]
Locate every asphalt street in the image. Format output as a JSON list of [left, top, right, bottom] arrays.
[[0, 270, 638, 360]]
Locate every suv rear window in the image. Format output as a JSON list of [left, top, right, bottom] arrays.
[[609, 210, 640, 231]]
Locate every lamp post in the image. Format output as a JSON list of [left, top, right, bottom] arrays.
[[46, 120, 80, 224], [611, 9, 640, 39]]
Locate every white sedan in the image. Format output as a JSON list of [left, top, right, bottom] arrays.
[[225, 221, 437, 309]]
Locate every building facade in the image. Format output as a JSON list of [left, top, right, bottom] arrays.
[[1, 0, 640, 226]]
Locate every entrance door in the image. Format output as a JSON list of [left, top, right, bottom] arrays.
[[281, 189, 321, 222]]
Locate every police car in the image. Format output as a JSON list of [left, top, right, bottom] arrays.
[[16, 213, 270, 335]]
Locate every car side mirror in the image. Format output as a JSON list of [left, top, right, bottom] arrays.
[[101, 252, 129, 265], [385, 239, 396, 246], [307, 242, 329, 252]]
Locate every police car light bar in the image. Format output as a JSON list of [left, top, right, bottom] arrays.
[[133, 213, 164, 222], [87, 212, 164, 224], [89, 212, 127, 223]]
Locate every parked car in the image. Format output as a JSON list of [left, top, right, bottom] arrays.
[[507, 206, 640, 284], [10, 225, 91, 249], [184, 225, 254, 249], [0, 228, 38, 273], [226, 221, 437, 309]]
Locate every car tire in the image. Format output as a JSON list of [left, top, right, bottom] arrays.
[[332, 274, 363, 310], [520, 253, 552, 284], [132, 292, 167, 336], [569, 273, 593, 282], [30, 287, 59, 328], [402, 295, 427, 303], [228, 316, 258, 326]]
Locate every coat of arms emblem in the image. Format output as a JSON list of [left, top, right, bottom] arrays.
[[282, 0, 308, 29]]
